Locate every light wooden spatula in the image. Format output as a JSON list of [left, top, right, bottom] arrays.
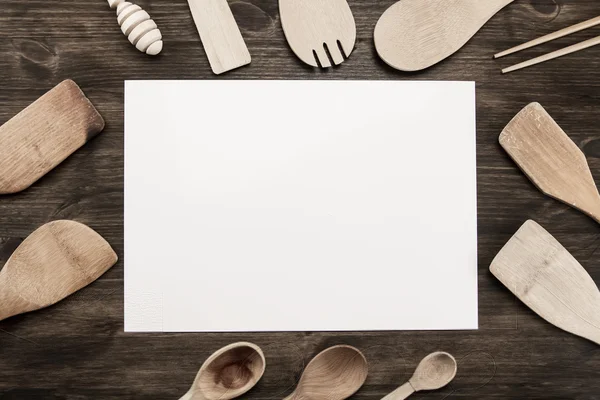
[[374, 0, 514, 71], [0, 79, 105, 194], [500, 102, 600, 223], [490, 220, 600, 345], [0, 220, 117, 322]]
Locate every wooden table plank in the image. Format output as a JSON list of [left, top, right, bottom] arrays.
[[1, 0, 600, 398]]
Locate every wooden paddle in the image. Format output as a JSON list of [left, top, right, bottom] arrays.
[[500, 102, 600, 223], [0, 220, 117, 322], [490, 220, 600, 345], [0, 80, 105, 194]]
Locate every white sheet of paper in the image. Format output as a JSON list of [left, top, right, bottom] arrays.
[[124, 80, 478, 332]]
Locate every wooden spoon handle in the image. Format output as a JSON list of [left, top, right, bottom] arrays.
[[381, 382, 415, 400]]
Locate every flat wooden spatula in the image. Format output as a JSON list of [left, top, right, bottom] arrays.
[[0, 79, 105, 194], [500, 102, 600, 223], [0, 220, 117, 322], [490, 220, 600, 345]]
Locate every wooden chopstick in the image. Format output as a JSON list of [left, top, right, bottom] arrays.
[[502, 35, 600, 74], [495, 15, 600, 58]]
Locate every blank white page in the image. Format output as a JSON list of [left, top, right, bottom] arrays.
[[124, 80, 477, 332]]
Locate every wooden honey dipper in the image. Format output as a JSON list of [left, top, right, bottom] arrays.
[[107, 0, 163, 55]]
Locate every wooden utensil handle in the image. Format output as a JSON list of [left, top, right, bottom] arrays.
[[381, 382, 415, 400]]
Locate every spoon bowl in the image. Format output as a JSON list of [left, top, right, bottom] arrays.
[[382, 351, 457, 400], [284, 345, 368, 400], [181, 342, 266, 400], [410, 352, 457, 391]]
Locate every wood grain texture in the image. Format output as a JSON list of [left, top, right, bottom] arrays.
[[495, 14, 600, 58], [502, 34, 600, 73], [381, 352, 457, 400], [279, 0, 356, 67], [500, 102, 600, 222], [180, 342, 266, 400], [187, 0, 250, 74], [0, 220, 118, 322], [490, 220, 600, 345], [0, 79, 105, 194], [283, 345, 367, 400], [374, 0, 515, 71], [1, 0, 600, 399]]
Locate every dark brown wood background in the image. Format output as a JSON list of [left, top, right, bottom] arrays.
[[1, 0, 600, 398]]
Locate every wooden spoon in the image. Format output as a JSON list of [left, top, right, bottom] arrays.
[[491, 220, 600, 345], [500, 102, 600, 223], [382, 352, 457, 400], [0, 220, 117, 322], [374, 0, 514, 71], [283, 345, 368, 400], [180, 342, 266, 400]]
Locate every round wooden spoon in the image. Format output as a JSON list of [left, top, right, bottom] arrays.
[[180, 342, 266, 400], [382, 352, 457, 400], [374, 0, 514, 71], [283, 345, 368, 400]]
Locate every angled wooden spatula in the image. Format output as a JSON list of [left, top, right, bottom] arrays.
[[0, 80, 105, 194], [0, 220, 117, 321], [491, 220, 600, 345], [500, 102, 600, 223]]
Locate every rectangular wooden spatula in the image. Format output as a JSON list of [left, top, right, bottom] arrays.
[[0, 80, 105, 194], [500, 102, 600, 223], [0, 220, 117, 321], [491, 220, 600, 345], [187, 0, 251, 74]]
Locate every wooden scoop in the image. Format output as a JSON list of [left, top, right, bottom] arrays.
[[374, 0, 514, 71], [180, 342, 266, 400], [283, 345, 368, 400], [500, 103, 600, 223], [0, 220, 117, 321], [382, 352, 457, 400], [0, 80, 105, 194], [491, 220, 600, 345]]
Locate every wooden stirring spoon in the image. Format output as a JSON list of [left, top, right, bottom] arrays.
[[0, 220, 117, 322], [382, 352, 457, 400], [374, 0, 514, 71], [284, 345, 368, 400], [500, 103, 600, 223], [180, 342, 266, 400], [491, 220, 600, 345]]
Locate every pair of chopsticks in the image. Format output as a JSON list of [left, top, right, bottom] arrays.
[[495, 15, 600, 73]]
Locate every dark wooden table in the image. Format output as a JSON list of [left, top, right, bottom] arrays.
[[2, 0, 600, 398]]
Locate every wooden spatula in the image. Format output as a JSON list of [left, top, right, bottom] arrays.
[[0, 79, 105, 194], [279, 0, 356, 68], [0, 220, 117, 322], [374, 0, 514, 71], [500, 102, 600, 223], [187, 0, 251, 74], [490, 220, 600, 345]]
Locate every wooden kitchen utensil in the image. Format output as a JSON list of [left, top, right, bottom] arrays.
[[500, 102, 600, 223], [382, 352, 457, 400], [490, 220, 600, 345], [187, 0, 251, 75], [279, 0, 356, 68], [107, 0, 163, 55], [374, 0, 514, 71], [501, 35, 600, 73], [0, 220, 118, 322], [283, 345, 368, 400], [179, 342, 265, 400], [495, 15, 600, 59], [0, 80, 105, 195]]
